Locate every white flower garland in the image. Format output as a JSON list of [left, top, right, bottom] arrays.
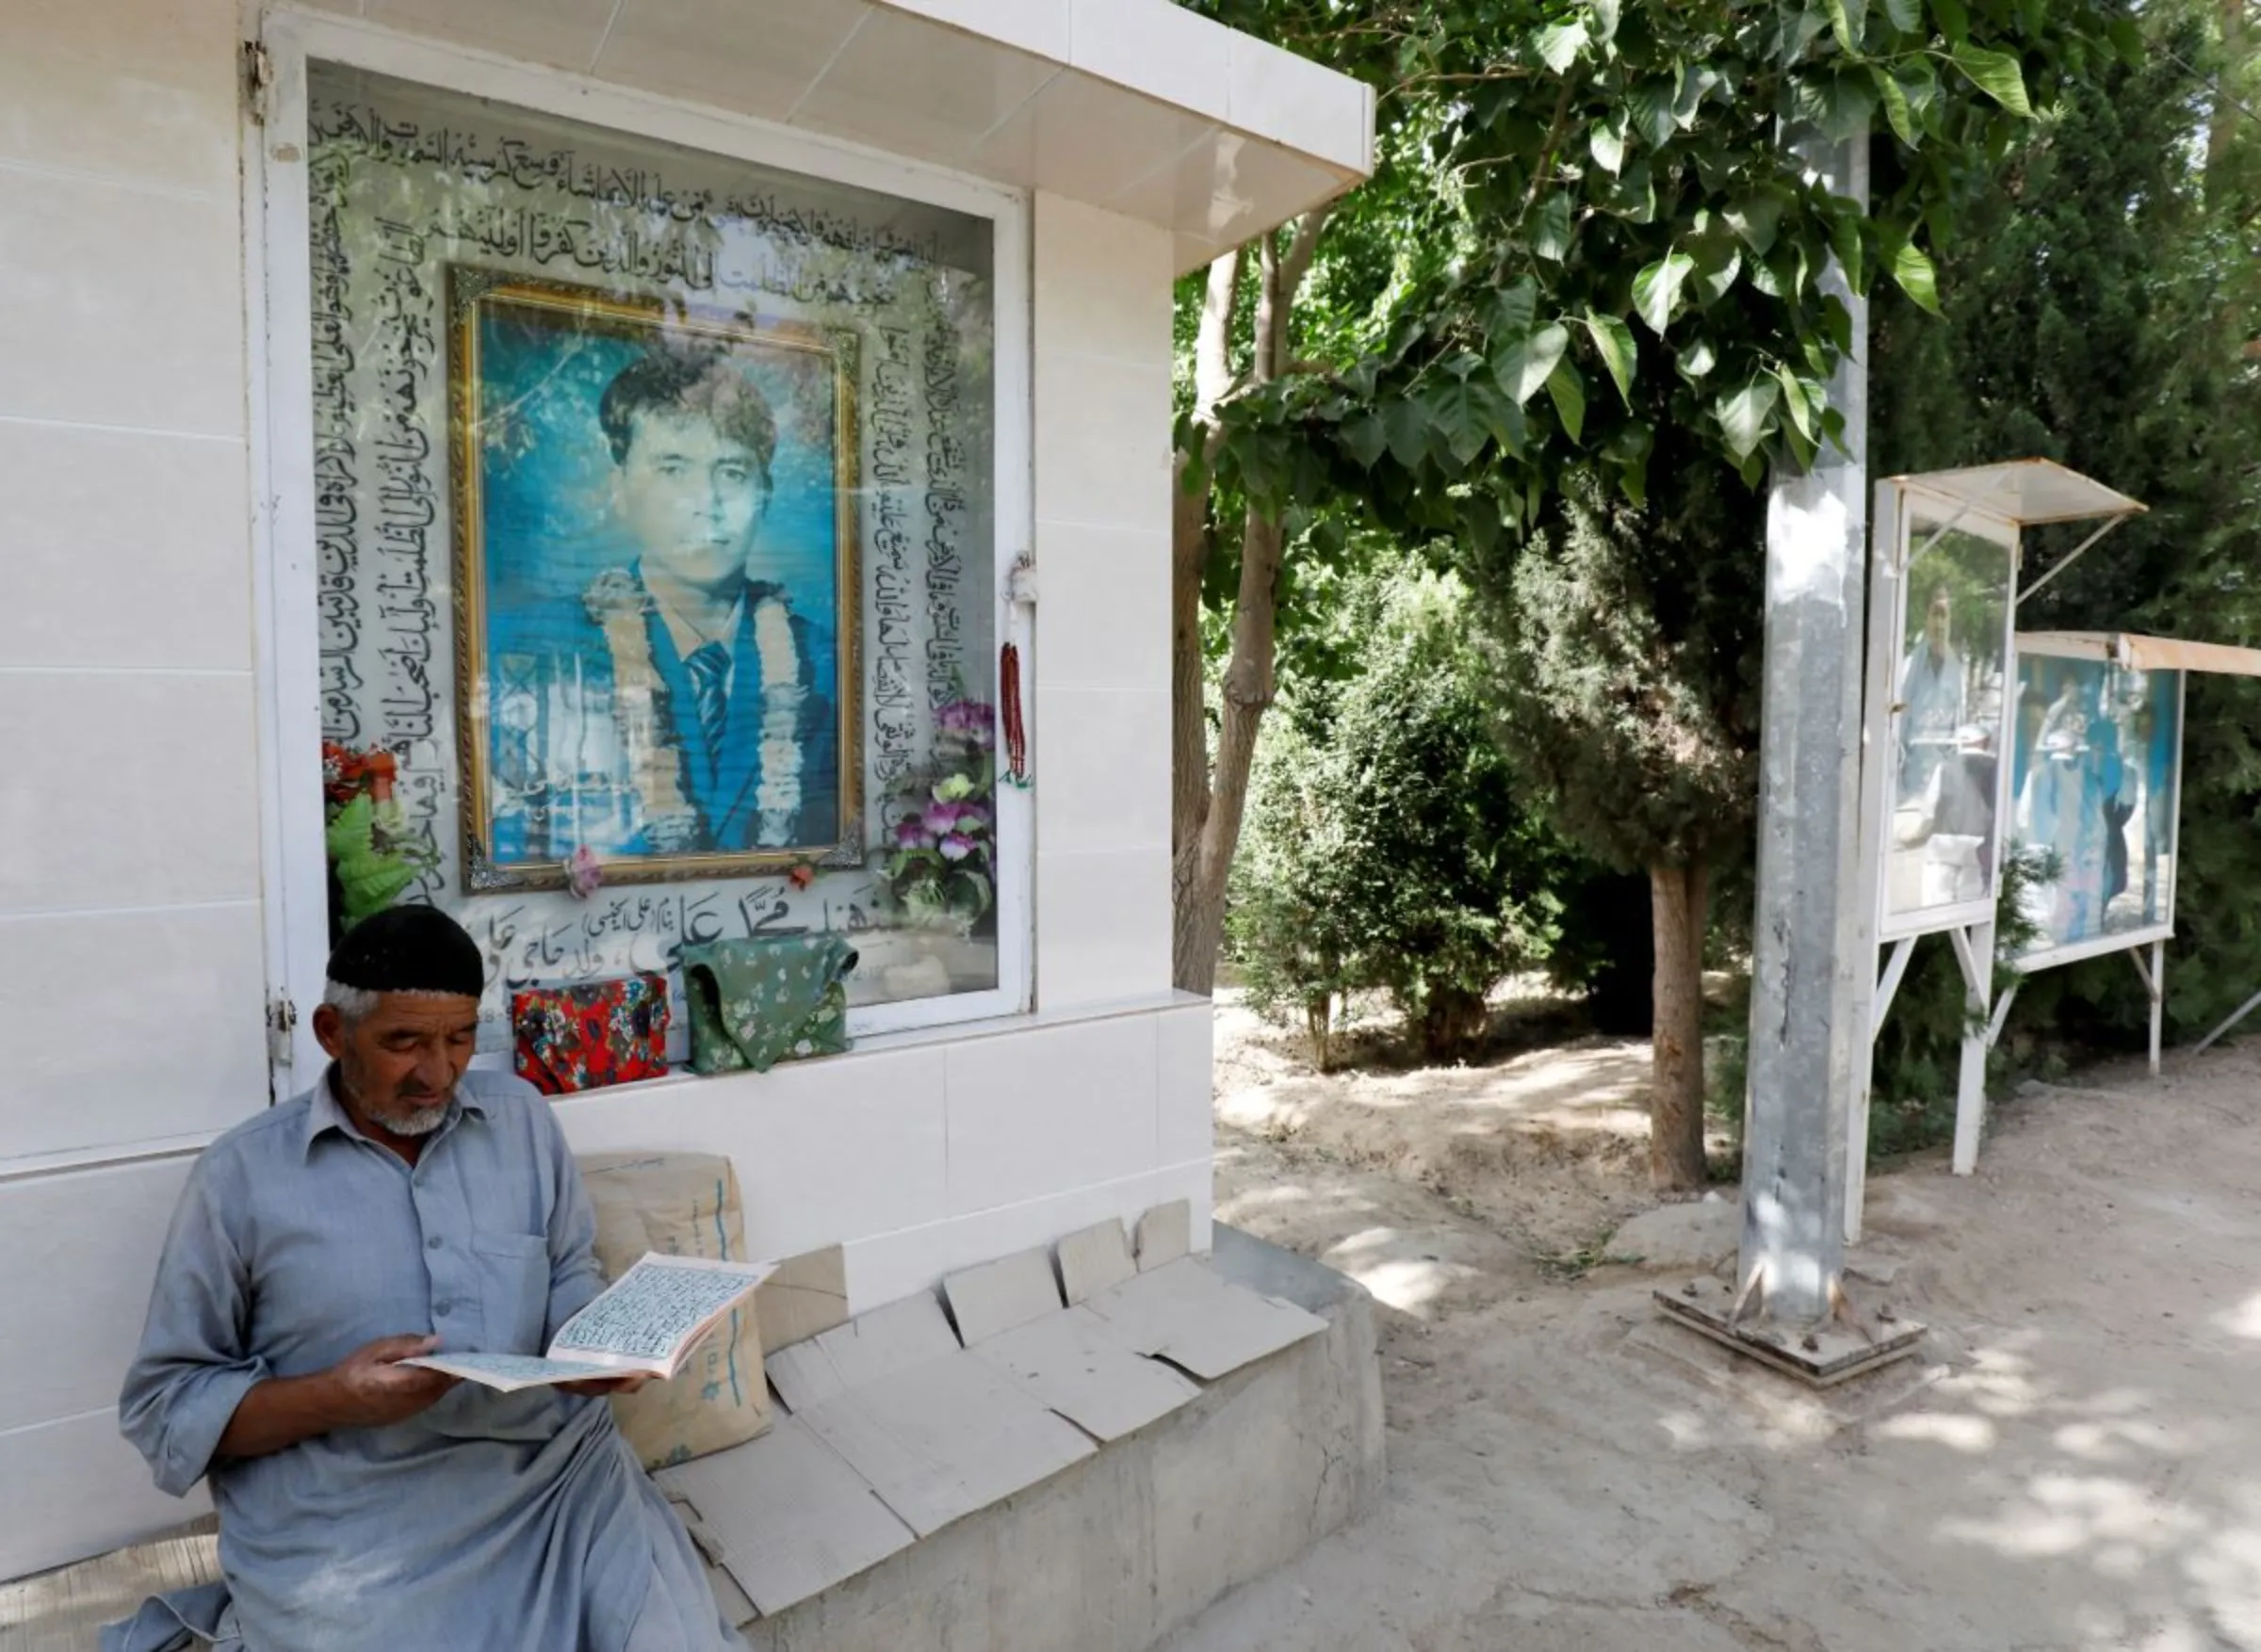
[[750, 595, 806, 848]]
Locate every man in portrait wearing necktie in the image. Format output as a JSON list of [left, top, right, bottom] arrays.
[[484, 343, 838, 866]]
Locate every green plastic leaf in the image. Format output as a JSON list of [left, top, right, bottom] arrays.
[[1890, 239, 1942, 314], [1583, 311, 1637, 407], [1873, 65, 1917, 148], [1632, 251, 1696, 335], [1547, 356, 1587, 442], [1536, 19, 1586, 72], [1716, 380, 1781, 463], [1589, 123, 1626, 176], [1531, 194, 1574, 262], [1930, 0, 1969, 46], [1497, 322, 1571, 405], [1951, 44, 2031, 117]]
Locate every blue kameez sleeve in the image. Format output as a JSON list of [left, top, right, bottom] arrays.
[[117, 1159, 272, 1498], [540, 1111, 607, 1340]]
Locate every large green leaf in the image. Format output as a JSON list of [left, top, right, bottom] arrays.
[[1774, 364, 1815, 442], [1583, 311, 1637, 407], [1881, 0, 1920, 30], [1630, 82, 1678, 150], [1725, 190, 1788, 256], [1546, 356, 1587, 443], [1589, 123, 1626, 176], [1890, 238, 1941, 313], [1428, 376, 1492, 467], [1535, 19, 1586, 71], [1632, 251, 1697, 335], [1488, 278, 1538, 343], [1531, 194, 1574, 262], [1873, 65, 1917, 148], [1715, 380, 1781, 463], [1340, 413, 1388, 470], [1950, 44, 2031, 117], [1930, 0, 1969, 46], [1497, 322, 1571, 405], [1382, 397, 1431, 469]]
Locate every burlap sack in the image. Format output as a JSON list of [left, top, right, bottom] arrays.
[[576, 1152, 773, 1469]]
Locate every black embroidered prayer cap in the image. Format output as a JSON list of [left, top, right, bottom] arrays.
[[326, 904, 485, 1000]]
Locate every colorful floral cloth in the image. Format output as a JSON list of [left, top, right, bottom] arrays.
[[512, 973, 672, 1094], [680, 937, 857, 1076]]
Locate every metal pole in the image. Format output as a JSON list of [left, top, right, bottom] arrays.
[[1737, 125, 1869, 1326]]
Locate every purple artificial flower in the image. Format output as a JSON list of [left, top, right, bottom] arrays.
[[956, 802, 993, 835], [935, 699, 995, 738], [923, 801, 963, 837], [939, 832, 977, 863], [894, 817, 933, 850]]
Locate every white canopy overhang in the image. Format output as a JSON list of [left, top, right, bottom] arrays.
[[2017, 631, 2261, 677], [1891, 458, 2147, 527], [312, 0, 1375, 273]]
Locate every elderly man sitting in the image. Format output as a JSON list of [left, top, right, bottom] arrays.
[[107, 906, 743, 1652]]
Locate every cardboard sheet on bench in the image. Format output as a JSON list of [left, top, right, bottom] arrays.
[[1079, 1256, 1327, 1380], [766, 1292, 1098, 1538], [658, 1417, 917, 1618], [969, 1305, 1201, 1442]]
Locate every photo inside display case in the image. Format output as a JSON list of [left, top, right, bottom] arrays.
[[304, 62, 1004, 1045], [2009, 653, 2182, 960], [1881, 514, 2014, 929]]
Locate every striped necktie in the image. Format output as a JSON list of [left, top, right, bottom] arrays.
[[685, 640, 730, 764]]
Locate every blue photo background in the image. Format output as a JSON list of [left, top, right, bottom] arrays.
[[474, 300, 844, 634]]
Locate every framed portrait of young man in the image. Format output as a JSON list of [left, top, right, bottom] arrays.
[[447, 269, 862, 891]]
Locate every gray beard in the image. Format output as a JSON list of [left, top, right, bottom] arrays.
[[383, 1101, 452, 1137]]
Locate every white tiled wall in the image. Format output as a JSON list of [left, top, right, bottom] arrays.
[[1031, 193, 1174, 1011], [0, 19, 1222, 1588], [0, 0, 265, 1162]]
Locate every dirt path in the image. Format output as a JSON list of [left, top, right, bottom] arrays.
[[1178, 998, 2261, 1651]]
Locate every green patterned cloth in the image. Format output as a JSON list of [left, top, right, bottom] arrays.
[[680, 936, 858, 1076]]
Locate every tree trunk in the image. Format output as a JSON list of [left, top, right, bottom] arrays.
[[1649, 850, 1711, 1191], [1168, 208, 1330, 994]]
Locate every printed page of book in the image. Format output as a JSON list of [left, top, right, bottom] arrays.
[[550, 1254, 778, 1373], [403, 1351, 635, 1391]]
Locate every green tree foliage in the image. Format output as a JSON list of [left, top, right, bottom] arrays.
[[1228, 571, 1571, 1064], [1871, 0, 2261, 1079], [1200, 0, 2135, 545]]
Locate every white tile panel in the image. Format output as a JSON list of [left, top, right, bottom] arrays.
[[361, 0, 624, 73], [1031, 194, 1174, 364], [1116, 126, 1354, 263], [0, 423, 252, 672], [885, 0, 1070, 61], [1226, 30, 1373, 176], [0, 905, 268, 1164], [0, 0, 241, 200], [594, 0, 870, 124], [973, 71, 1212, 207], [941, 1014, 1158, 1215], [0, 1409, 210, 1581], [1030, 523, 1169, 691], [1150, 1157, 1215, 1252], [843, 1164, 1159, 1310], [1035, 847, 1172, 1009], [0, 170, 246, 439], [1067, 0, 1231, 123], [1033, 687, 1169, 856], [1032, 350, 1172, 531], [0, 1156, 195, 1436], [0, 672, 262, 915], [1156, 999, 1213, 1168], [790, 8, 1057, 163], [554, 1045, 950, 1262]]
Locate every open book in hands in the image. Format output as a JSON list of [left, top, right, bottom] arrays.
[[404, 1253, 777, 1392]]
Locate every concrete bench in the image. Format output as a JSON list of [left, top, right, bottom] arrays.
[[0, 1227, 1382, 1652]]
